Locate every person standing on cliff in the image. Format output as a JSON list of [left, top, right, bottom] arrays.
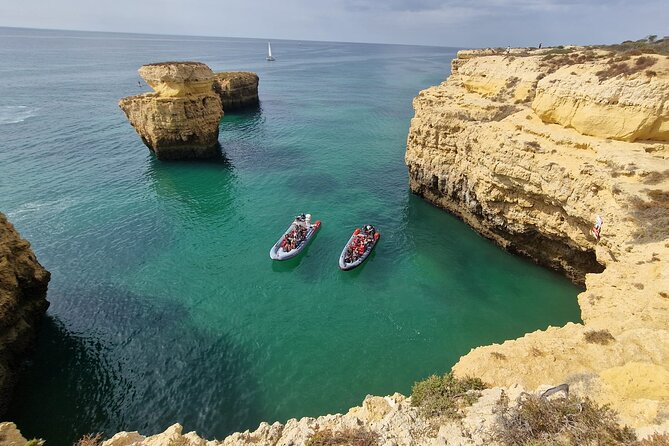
[[592, 215, 603, 240]]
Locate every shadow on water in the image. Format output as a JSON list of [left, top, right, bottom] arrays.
[[146, 154, 239, 224], [8, 284, 261, 446]]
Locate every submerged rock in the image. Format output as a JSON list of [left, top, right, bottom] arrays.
[[119, 62, 223, 160], [0, 213, 50, 414], [213, 72, 259, 111]]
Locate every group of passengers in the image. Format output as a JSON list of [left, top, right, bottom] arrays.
[[281, 218, 308, 252], [344, 225, 376, 264]]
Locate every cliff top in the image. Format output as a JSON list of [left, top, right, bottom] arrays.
[[138, 62, 215, 86]]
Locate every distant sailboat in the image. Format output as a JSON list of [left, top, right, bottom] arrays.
[[266, 42, 276, 61]]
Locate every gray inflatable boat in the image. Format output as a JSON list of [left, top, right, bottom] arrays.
[[338, 225, 380, 271], [269, 214, 321, 261]]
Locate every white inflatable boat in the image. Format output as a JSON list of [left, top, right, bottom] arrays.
[[269, 214, 321, 261]]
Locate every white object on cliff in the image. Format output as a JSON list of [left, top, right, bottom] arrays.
[[266, 42, 275, 61]]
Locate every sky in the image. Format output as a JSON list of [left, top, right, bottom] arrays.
[[1, 0, 668, 47]]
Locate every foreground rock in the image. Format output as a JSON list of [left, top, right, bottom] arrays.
[[406, 47, 669, 429], [119, 62, 223, 160], [0, 213, 50, 414], [100, 389, 522, 446], [213, 72, 259, 111]]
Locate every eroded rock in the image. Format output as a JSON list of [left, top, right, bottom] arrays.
[[119, 62, 223, 160], [0, 213, 50, 413], [406, 47, 669, 430], [213, 72, 259, 111]]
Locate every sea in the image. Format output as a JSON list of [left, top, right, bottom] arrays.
[[0, 27, 581, 445]]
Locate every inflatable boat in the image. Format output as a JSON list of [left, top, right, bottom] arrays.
[[338, 225, 380, 271], [269, 214, 321, 260]]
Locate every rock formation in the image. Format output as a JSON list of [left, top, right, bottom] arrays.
[[119, 62, 223, 160], [406, 47, 669, 429], [0, 213, 50, 413], [99, 387, 536, 446], [213, 72, 259, 111]]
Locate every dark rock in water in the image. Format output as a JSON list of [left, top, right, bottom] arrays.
[[0, 213, 50, 414]]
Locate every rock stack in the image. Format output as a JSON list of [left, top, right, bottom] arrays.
[[0, 213, 50, 413], [213, 72, 260, 111], [119, 62, 223, 160]]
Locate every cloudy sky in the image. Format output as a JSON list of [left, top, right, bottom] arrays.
[[1, 0, 667, 47]]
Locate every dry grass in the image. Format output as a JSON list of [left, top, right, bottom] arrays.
[[637, 433, 669, 445], [305, 428, 378, 446], [630, 189, 669, 242], [595, 56, 657, 81], [74, 433, 103, 446], [493, 392, 636, 446], [584, 329, 616, 345], [411, 372, 487, 419]]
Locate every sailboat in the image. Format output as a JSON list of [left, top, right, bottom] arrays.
[[266, 42, 276, 61]]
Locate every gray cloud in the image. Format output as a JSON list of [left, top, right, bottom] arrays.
[[0, 0, 667, 47]]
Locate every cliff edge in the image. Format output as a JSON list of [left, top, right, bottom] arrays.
[[406, 46, 669, 429], [0, 213, 50, 414]]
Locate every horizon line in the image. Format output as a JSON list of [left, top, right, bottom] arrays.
[[0, 24, 466, 50]]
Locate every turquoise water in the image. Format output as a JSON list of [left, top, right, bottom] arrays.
[[0, 27, 581, 445]]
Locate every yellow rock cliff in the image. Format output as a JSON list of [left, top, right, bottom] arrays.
[[406, 47, 669, 430]]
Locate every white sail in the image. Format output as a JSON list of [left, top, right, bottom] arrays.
[[268, 42, 272, 58]]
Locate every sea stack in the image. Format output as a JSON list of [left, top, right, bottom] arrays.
[[213, 72, 260, 111], [119, 62, 223, 160], [0, 213, 50, 413]]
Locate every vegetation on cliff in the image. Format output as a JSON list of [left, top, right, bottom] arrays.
[[493, 391, 636, 446], [411, 372, 487, 419]]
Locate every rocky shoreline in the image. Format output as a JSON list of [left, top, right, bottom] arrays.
[[0, 213, 50, 415], [407, 46, 669, 431]]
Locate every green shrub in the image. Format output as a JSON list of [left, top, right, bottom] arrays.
[[492, 392, 636, 446], [411, 372, 487, 419], [25, 440, 43, 446], [305, 428, 378, 446]]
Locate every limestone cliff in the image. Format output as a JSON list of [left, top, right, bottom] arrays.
[[0, 213, 50, 414], [406, 47, 669, 429], [213, 72, 259, 111], [119, 62, 223, 160]]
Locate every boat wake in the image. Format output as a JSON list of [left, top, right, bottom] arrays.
[[0, 106, 38, 125]]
